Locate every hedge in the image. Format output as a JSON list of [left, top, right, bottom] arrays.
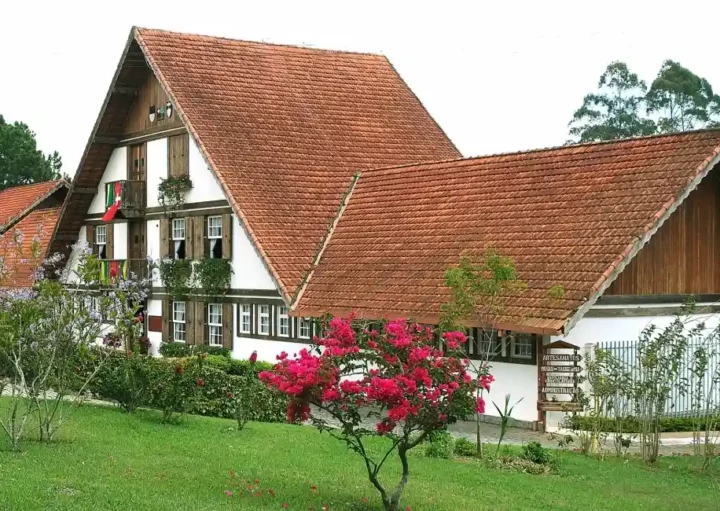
[[567, 414, 720, 433]]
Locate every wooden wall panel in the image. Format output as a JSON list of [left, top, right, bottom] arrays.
[[607, 169, 720, 295], [122, 73, 183, 136]]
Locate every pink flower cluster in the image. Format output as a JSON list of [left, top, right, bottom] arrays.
[[260, 317, 490, 434]]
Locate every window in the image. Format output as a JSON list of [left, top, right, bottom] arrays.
[[208, 303, 223, 346], [475, 330, 501, 358], [95, 225, 107, 259], [173, 301, 186, 342], [299, 317, 311, 339], [239, 304, 251, 334], [171, 218, 186, 260], [207, 215, 223, 258], [511, 334, 533, 359], [277, 306, 289, 337], [258, 305, 270, 336]]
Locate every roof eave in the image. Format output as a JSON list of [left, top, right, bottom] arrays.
[[561, 143, 720, 335]]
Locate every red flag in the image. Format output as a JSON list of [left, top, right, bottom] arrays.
[[101, 181, 123, 222]]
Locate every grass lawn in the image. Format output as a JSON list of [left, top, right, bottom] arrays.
[[0, 402, 718, 510]]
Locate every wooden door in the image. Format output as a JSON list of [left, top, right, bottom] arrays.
[[128, 143, 147, 182], [128, 220, 146, 260]]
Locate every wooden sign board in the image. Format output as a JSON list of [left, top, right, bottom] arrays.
[[537, 339, 584, 432]]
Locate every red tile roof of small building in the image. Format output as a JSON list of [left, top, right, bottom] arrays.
[[134, 28, 460, 299], [294, 130, 720, 334], [0, 207, 62, 288], [0, 181, 63, 230]]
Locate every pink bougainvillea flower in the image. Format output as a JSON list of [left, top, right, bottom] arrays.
[[282, 504, 289, 509], [196, 378, 205, 387], [362, 497, 368, 503], [475, 396, 486, 414], [224, 490, 233, 497]]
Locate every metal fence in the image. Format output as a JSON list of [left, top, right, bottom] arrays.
[[595, 340, 720, 417]]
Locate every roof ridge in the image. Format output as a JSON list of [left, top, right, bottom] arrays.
[[133, 26, 386, 59], [0, 179, 63, 193], [359, 128, 720, 177]]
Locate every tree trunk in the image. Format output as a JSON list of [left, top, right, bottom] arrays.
[[383, 445, 410, 511]]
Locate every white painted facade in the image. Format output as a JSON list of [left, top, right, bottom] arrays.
[[87, 148, 127, 215]]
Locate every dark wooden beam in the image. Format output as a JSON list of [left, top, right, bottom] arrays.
[[93, 136, 119, 145], [73, 187, 97, 195], [112, 86, 137, 95]]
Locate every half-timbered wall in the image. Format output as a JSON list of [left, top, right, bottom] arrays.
[[607, 168, 720, 295], [122, 72, 183, 136]]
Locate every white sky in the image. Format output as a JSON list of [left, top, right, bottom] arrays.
[[2, 0, 720, 177]]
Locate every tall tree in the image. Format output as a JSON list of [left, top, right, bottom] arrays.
[[0, 115, 62, 189], [646, 60, 720, 132], [568, 62, 656, 143]]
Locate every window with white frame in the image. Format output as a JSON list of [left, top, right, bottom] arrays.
[[239, 304, 251, 334], [511, 334, 533, 359], [258, 305, 270, 335], [298, 317, 311, 339], [207, 215, 223, 258], [277, 306, 289, 337], [95, 225, 107, 259], [173, 301, 186, 342], [171, 218, 186, 260], [208, 303, 223, 346]]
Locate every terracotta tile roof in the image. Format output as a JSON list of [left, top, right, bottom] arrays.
[[134, 28, 460, 299], [294, 130, 720, 334], [0, 181, 63, 230], [0, 207, 62, 288]]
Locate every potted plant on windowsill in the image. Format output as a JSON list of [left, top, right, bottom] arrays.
[[194, 258, 233, 299], [158, 175, 193, 210]]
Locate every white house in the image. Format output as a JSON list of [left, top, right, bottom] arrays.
[[53, 27, 720, 432]]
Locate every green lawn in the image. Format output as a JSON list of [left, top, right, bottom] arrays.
[[0, 402, 718, 510]]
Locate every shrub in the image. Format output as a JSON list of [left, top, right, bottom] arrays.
[[454, 437, 477, 457], [89, 351, 156, 412], [566, 414, 720, 434], [158, 342, 230, 359], [148, 359, 203, 423], [521, 441, 552, 465], [425, 430, 455, 459]]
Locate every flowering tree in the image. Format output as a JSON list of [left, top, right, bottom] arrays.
[[260, 318, 484, 511]]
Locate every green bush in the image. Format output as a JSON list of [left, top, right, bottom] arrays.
[[567, 414, 720, 433], [158, 342, 230, 359], [89, 351, 156, 412], [521, 441, 552, 465], [424, 430, 455, 459], [453, 437, 477, 457]]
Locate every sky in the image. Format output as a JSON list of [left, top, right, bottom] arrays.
[[2, 0, 720, 177]]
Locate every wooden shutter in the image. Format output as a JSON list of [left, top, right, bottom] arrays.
[[159, 218, 170, 258], [195, 301, 206, 345], [191, 216, 205, 259], [185, 300, 196, 345], [222, 302, 233, 349], [184, 216, 194, 259], [221, 213, 232, 259], [168, 134, 189, 178], [106, 224, 114, 260], [86, 225, 95, 249], [162, 298, 170, 343]]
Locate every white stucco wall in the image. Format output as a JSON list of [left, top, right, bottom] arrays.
[[231, 215, 276, 290], [87, 148, 127, 214], [113, 222, 128, 260], [146, 138, 168, 208], [186, 139, 225, 203], [147, 299, 163, 355], [146, 219, 161, 287], [479, 361, 538, 423]]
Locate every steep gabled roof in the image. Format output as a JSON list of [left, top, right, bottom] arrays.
[[52, 27, 460, 300], [0, 207, 62, 288], [0, 180, 65, 231], [294, 130, 720, 334]]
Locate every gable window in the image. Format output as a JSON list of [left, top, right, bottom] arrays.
[[239, 304, 251, 334], [511, 334, 533, 359], [208, 303, 223, 346], [258, 305, 270, 336], [95, 225, 107, 259], [171, 218, 186, 260], [207, 215, 223, 258], [172, 301, 186, 342], [299, 317, 311, 340], [277, 306, 289, 337]]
